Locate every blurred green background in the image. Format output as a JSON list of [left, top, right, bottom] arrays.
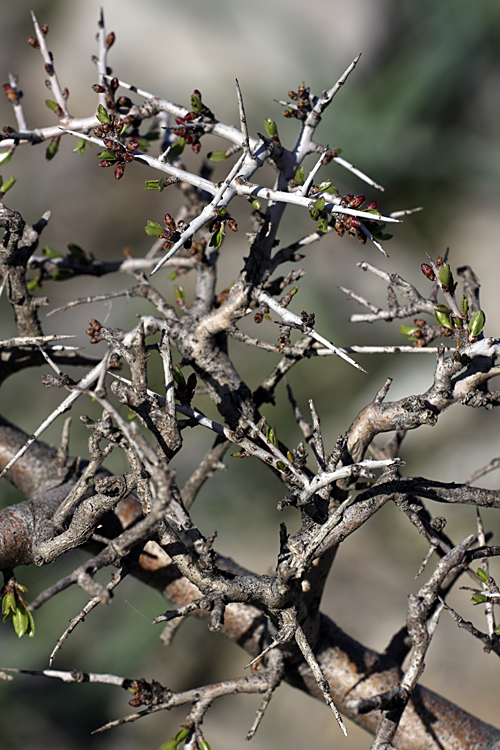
[[1, 1, 500, 748]]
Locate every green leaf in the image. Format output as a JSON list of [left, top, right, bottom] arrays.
[[145, 178, 169, 192], [27, 277, 41, 292], [168, 138, 185, 158], [314, 197, 325, 212], [157, 740, 179, 750], [264, 118, 278, 138], [399, 325, 419, 338], [73, 138, 86, 156], [208, 150, 227, 162], [96, 103, 111, 125], [96, 149, 117, 161], [45, 99, 59, 112], [174, 728, 190, 743], [468, 309, 485, 337], [0, 151, 12, 166], [46, 139, 59, 161], [2, 592, 16, 617], [209, 225, 225, 249], [294, 167, 304, 186], [191, 92, 203, 112], [174, 285, 185, 301], [471, 593, 488, 605], [67, 243, 85, 259], [475, 568, 489, 583], [42, 245, 62, 258], [434, 310, 453, 330], [199, 739, 212, 750], [12, 602, 29, 637], [172, 366, 186, 387], [0, 175, 16, 194], [51, 269, 73, 281], [316, 216, 328, 233], [138, 139, 150, 151], [145, 220, 165, 237]]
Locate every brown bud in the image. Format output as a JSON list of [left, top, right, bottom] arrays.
[[41, 25, 49, 35], [27, 36, 40, 49], [105, 32, 116, 50]]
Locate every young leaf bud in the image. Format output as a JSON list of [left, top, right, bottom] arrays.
[[434, 309, 453, 330], [468, 309, 485, 337], [264, 118, 278, 138], [438, 262, 454, 292]]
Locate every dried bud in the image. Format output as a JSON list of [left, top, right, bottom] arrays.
[[41, 24, 49, 35], [105, 32, 116, 50], [27, 36, 40, 49]]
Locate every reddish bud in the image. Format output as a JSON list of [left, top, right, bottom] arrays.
[[348, 194, 365, 208], [3, 84, 18, 103], [98, 159, 112, 167], [41, 25, 49, 35], [45, 63, 54, 76], [227, 219, 238, 232], [27, 36, 40, 49], [192, 141, 201, 154], [193, 89, 201, 98], [420, 263, 435, 281], [114, 163, 124, 180], [110, 77, 119, 92], [254, 313, 263, 324], [184, 134, 193, 144], [164, 214, 175, 229], [365, 200, 378, 211], [124, 153, 133, 163], [105, 32, 116, 50]]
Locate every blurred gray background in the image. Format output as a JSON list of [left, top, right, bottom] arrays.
[[1, 1, 500, 748]]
